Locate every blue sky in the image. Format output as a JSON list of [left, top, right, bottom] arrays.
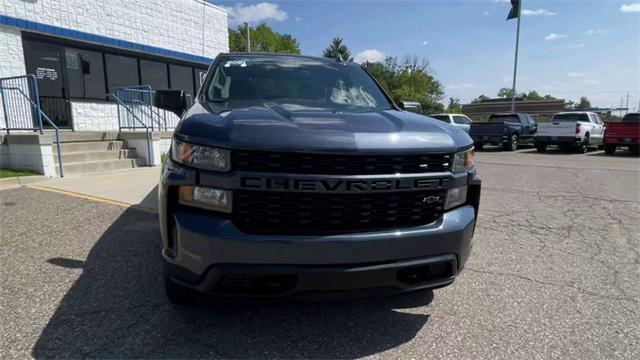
[[217, 0, 640, 110]]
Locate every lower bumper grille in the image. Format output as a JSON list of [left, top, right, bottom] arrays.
[[234, 190, 445, 235]]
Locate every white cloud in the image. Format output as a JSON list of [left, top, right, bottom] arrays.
[[421, 40, 428, 46], [502, 76, 512, 83], [483, 10, 491, 15], [522, 9, 557, 16], [446, 83, 477, 91], [294, 16, 302, 23], [567, 43, 587, 49], [586, 29, 609, 35], [620, 3, 640, 12], [494, 0, 509, 3], [567, 72, 584, 78], [582, 79, 599, 85], [223, 2, 288, 25], [545, 33, 568, 41], [354, 49, 386, 64]]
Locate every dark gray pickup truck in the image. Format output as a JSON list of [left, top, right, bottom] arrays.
[[154, 53, 481, 304], [469, 113, 537, 151]]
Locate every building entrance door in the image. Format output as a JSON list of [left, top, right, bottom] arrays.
[[23, 42, 72, 128]]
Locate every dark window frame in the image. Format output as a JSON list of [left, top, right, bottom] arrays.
[[21, 32, 210, 102]]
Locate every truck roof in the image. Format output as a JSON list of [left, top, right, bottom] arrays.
[[218, 52, 361, 67], [489, 113, 529, 116], [554, 111, 597, 115]]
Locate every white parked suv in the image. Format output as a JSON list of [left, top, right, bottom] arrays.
[[535, 112, 604, 153], [430, 114, 473, 133]]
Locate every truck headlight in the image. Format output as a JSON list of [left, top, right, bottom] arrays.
[[178, 186, 232, 213], [171, 139, 230, 172], [451, 148, 474, 173], [445, 186, 468, 210]]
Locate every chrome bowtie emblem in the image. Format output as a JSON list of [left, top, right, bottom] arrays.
[[422, 196, 440, 204]]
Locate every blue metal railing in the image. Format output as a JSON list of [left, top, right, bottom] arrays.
[[0, 74, 64, 177], [111, 93, 153, 165], [115, 85, 186, 131]]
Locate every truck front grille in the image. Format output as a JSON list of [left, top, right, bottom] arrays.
[[233, 150, 451, 175], [233, 190, 445, 235]]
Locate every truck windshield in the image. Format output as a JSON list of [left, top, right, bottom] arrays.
[[431, 115, 450, 123], [203, 56, 393, 112], [622, 113, 639, 123], [552, 114, 590, 122]]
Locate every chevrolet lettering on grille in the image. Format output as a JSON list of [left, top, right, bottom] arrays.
[[240, 176, 449, 192]]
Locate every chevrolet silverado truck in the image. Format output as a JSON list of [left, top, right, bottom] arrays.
[[469, 113, 537, 151], [603, 112, 640, 155], [535, 112, 604, 153], [154, 53, 481, 304]]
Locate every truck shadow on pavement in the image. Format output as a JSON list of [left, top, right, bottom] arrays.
[[32, 207, 432, 359]]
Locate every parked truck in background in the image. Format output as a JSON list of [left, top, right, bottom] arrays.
[[535, 112, 604, 153], [469, 113, 537, 151], [154, 53, 481, 304], [430, 114, 473, 133], [603, 112, 640, 155]]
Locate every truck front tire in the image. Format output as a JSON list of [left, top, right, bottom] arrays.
[[164, 264, 195, 306], [504, 134, 519, 151], [577, 134, 589, 153], [604, 144, 616, 155]]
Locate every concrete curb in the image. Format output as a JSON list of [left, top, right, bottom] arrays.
[[0, 175, 49, 191]]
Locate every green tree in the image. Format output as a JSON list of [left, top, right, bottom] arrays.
[[228, 23, 300, 54], [575, 96, 592, 110], [526, 90, 543, 101], [471, 95, 490, 103], [446, 98, 462, 113], [363, 56, 445, 113], [497, 87, 515, 99], [323, 37, 353, 61]]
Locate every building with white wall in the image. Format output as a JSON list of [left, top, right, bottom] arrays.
[[0, 0, 228, 131]]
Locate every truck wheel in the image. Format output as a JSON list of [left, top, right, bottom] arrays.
[[577, 135, 589, 153], [504, 134, 519, 151], [536, 143, 547, 152], [164, 265, 195, 306], [604, 144, 616, 155], [475, 143, 484, 151]]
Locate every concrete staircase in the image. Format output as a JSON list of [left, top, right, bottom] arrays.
[[53, 132, 145, 176]]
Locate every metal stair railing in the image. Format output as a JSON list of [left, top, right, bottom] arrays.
[[115, 85, 187, 132], [111, 93, 153, 165], [0, 74, 64, 177]]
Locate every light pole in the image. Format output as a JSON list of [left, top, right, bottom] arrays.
[[510, 1, 522, 112], [244, 22, 251, 52]]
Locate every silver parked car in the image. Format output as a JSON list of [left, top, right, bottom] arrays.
[[430, 114, 473, 133]]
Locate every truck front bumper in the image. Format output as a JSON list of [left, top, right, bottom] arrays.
[[159, 161, 481, 299]]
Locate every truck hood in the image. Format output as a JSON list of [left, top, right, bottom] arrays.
[[174, 103, 473, 153]]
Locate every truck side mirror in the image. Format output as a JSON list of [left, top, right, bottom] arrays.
[[154, 89, 187, 117]]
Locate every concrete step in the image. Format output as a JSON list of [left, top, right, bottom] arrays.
[[54, 141, 125, 153], [54, 149, 138, 163], [53, 131, 120, 143], [56, 158, 145, 176]]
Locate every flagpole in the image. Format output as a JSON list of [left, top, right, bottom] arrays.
[[510, 2, 522, 112]]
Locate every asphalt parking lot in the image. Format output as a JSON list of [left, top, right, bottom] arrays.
[[1, 148, 639, 359]]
